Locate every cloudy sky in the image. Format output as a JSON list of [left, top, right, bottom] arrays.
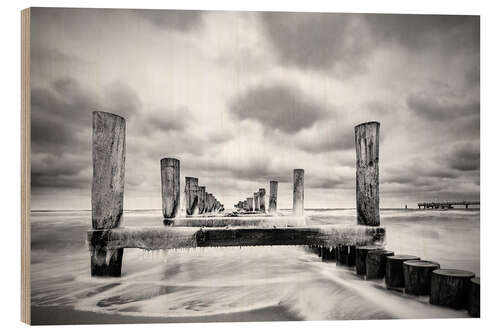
[[30, 8, 479, 210]]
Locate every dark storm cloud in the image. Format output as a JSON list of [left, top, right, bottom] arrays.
[[230, 84, 329, 133], [407, 89, 479, 121], [31, 77, 141, 152], [446, 141, 480, 171], [261, 12, 478, 74], [364, 14, 479, 52], [137, 9, 203, 31], [105, 81, 142, 119], [261, 12, 370, 73], [31, 76, 143, 190], [135, 107, 193, 133], [295, 124, 354, 153], [308, 177, 350, 189]]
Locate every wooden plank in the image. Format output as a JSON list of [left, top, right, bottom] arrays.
[[88, 225, 385, 251], [163, 216, 306, 227], [21, 7, 31, 325]]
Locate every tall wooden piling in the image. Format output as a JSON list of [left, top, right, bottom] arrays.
[[254, 192, 259, 212], [355, 122, 380, 226], [207, 193, 213, 212], [185, 177, 198, 216], [293, 169, 304, 216], [259, 188, 266, 212], [247, 197, 254, 211], [198, 186, 206, 214], [160, 158, 180, 218], [269, 180, 278, 214], [91, 111, 126, 276]]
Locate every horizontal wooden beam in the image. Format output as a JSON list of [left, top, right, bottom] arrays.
[[88, 225, 385, 251], [163, 216, 306, 227]]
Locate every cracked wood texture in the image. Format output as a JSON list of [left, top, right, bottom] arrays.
[[92, 111, 126, 229], [161, 158, 180, 218], [185, 177, 198, 216], [293, 169, 304, 216], [269, 180, 278, 213], [355, 121, 380, 226]]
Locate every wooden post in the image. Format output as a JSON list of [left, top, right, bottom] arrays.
[[430, 269, 475, 309], [185, 177, 198, 216], [269, 180, 278, 214], [247, 197, 254, 211], [403, 260, 440, 295], [254, 192, 259, 212], [385, 255, 420, 289], [197, 186, 206, 214], [355, 245, 383, 276], [336, 245, 355, 266], [160, 158, 180, 218], [366, 250, 394, 279], [468, 277, 480, 317], [91, 111, 126, 277], [355, 122, 380, 226], [206, 193, 212, 212], [259, 188, 266, 212], [293, 169, 304, 216], [321, 247, 335, 261]]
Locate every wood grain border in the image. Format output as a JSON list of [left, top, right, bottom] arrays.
[[21, 7, 31, 325]]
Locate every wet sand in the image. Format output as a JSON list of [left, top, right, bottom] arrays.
[[31, 305, 299, 325]]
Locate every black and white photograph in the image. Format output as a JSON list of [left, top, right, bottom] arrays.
[[20, 6, 481, 325]]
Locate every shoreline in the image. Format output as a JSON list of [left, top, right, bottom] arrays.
[[31, 305, 300, 325]]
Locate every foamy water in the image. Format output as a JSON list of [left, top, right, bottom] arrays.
[[30, 209, 479, 320]]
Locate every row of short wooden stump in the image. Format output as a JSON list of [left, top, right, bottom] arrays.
[[310, 245, 479, 317]]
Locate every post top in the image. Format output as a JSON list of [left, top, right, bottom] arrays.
[[160, 157, 180, 164], [199, 186, 206, 190], [93, 110, 126, 122], [355, 121, 380, 129], [186, 176, 198, 181]]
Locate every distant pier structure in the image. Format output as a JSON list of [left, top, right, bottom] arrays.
[[417, 201, 480, 209]]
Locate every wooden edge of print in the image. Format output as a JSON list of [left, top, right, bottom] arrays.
[[21, 7, 31, 325]]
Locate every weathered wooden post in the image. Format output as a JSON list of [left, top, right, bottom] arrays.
[[385, 255, 420, 289], [247, 197, 254, 211], [366, 250, 394, 279], [269, 180, 278, 214], [293, 169, 304, 216], [206, 193, 212, 212], [337, 245, 355, 266], [197, 186, 206, 214], [430, 269, 475, 309], [91, 111, 126, 277], [185, 177, 198, 216], [468, 277, 480, 317], [321, 247, 335, 261], [403, 260, 440, 295], [355, 245, 383, 276], [160, 158, 180, 218], [254, 192, 259, 212], [355, 122, 380, 226], [259, 188, 266, 212]]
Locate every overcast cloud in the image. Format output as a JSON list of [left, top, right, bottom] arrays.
[[30, 8, 479, 210]]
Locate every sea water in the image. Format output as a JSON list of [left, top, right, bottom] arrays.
[[30, 208, 479, 320]]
